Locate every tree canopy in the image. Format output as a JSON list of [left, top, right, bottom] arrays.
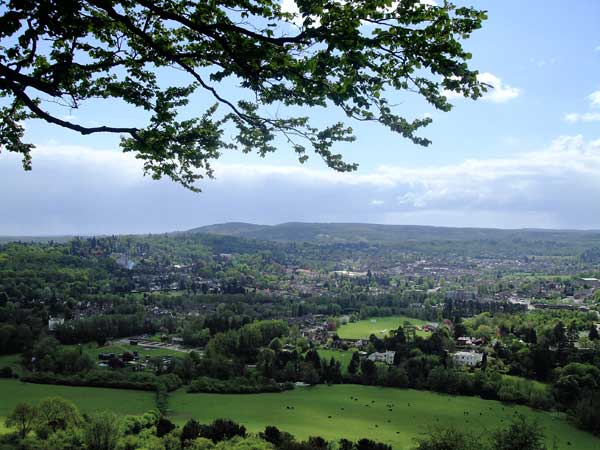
[[0, 0, 487, 189]]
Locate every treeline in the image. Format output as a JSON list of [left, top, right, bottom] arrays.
[[21, 370, 181, 392], [187, 376, 293, 394], [53, 313, 154, 344]]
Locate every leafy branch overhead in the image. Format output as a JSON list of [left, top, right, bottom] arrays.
[[0, 0, 487, 190]]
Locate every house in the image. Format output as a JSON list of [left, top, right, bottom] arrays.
[[452, 351, 483, 367], [456, 336, 485, 347], [579, 277, 600, 288], [338, 315, 351, 325], [367, 351, 396, 365], [422, 323, 439, 332], [354, 339, 366, 349], [48, 317, 64, 332]]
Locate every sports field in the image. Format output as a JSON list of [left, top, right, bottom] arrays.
[[168, 384, 599, 450], [0, 379, 156, 419], [337, 316, 430, 339]]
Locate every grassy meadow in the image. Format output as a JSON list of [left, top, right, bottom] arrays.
[[168, 384, 599, 450], [337, 316, 430, 340], [0, 354, 23, 375], [0, 379, 156, 419], [1, 377, 598, 450]]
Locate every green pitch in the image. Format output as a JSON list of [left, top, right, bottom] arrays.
[[337, 316, 431, 340]]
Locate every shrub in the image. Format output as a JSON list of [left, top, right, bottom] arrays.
[[187, 376, 293, 394]]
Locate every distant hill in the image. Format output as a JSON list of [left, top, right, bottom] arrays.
[[0, 235, 75, 244], [186, 222, 600, 246], [188, 222, 271, 237]]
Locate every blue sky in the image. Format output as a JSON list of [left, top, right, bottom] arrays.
[[1, 0, 600, 235]]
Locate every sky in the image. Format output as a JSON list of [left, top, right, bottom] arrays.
[[1, 0, 600, 235]]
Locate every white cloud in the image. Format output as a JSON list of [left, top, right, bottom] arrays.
[[2, 135, 600, 233], [443, 72, 520, 103], [280, 0, 301, 25], [563, 90, 600, 123], [477, 72, 521, 103], [280, 0, 321, 27], [532, 57, 557, 68], [564, 112, 600, 123], [589, 90, 600, 108], [564, 91, 600, 123]]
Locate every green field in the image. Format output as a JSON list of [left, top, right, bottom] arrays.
[[0, 354, 23, 375], [0, 379, 156, 419], [337, 316, 430, 340], [168, 385, 599, 450], [1, 380, 598, 450], [317, 349, 354, 372]]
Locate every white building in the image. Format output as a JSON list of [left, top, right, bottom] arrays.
[[367, 351, 396, 365], [580, 277, 600, 288], [452, 351, 483, 367], [48, 317, 64, 331]]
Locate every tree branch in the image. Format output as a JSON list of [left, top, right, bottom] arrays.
[[2, 80, 139, 137]]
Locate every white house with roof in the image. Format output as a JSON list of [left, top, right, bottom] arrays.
[[580, 277, 600, 288], [48, 317, 64, 332], [452, 351, 483, 367], [367, 351, 396, 365]]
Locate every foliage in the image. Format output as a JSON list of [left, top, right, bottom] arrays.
[[200, 419, 247, 443], [5, 402, 37, 439], [83, 412, 120, 450], [0, 1, 487, 189], [35, 397, 82, 436], [414, 416, 548, 450], [181, 419, 203, 445], [414, 427, 481, 450], [156, 417, 177, 438], [187, 376, 293, 394], [490, 415, 547, 450], [21, 370, 182, 392]]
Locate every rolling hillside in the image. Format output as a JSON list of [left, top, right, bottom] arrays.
[[187, 222, 600, 247]]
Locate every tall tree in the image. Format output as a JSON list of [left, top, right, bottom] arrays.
[[0, 0, 487, 189], [35, 397, 82, 435], [348, 351, 360, 375], [83, 412, 120, 450], [491, 415, 547, 450], [589, 324, 599, 341], [5, 402, 38, 439]]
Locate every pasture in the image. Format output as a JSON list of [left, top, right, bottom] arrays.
[[0, 353, 22, 375], [168, 384, 600, 450], [337, 316, 430, 340], [0, 379, 156, 420]]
